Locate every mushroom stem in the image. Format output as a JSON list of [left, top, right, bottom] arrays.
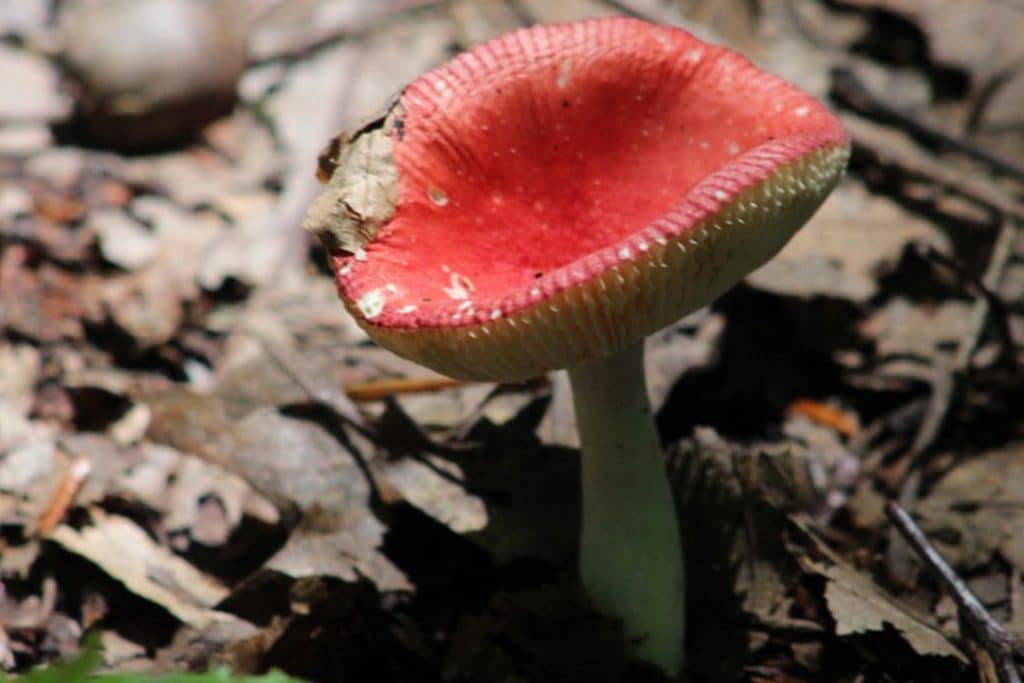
[[568, 342, 685, 675]]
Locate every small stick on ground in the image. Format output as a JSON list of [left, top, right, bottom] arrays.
[[879, 218, 1019, 581], [886, 502, 1022, 683], [842, 116, 1024, 223], [262, 340, 377, 441], [35, 456, 91, 536], [901, 216, 1020, 467], [833, 67, 1024, 184], [345, 375, 467, 402], [261, 340, 401, 506]]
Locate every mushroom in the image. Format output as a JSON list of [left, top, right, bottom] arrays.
[[304, 17, 849, 675], [59, 0, 248, 151]]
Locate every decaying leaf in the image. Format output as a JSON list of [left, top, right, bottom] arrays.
[[49, 509, 236, 629], [302, 102, 403, 255], [224, 408, 409, 591], [801, 557, 966, 662], [0, 344, 41, 417], [748, 180, 947, 301], [265, 513, 410, 592], [381, 455, 487, 535], [917, 443, 1024, 572]]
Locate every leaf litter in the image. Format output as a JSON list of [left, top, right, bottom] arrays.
[[1, 0, 1024, 681]]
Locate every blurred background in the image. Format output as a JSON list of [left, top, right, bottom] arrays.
[[1, 1, 1024, 682]]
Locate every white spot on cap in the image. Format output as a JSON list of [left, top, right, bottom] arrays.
[[354, 248, 367, 262], [444, 273, 474, 300], [357, 289, 385, 319], [490, 309, 502, 320], [714, 190, 729, 201], [637, 240, 649, 252], [385, 283, 398, 293], [339, 262, 353, 276], [428, 186, 449, 206], [556, 59, 572, 89], [458, 300, 473, 311], [794, 106, 810, 118], [530, 287, 541, 298], [686, 48, 703, 63], [618, 247, 632, 260], [727, 142, 740, 155], [397, 305, 418, 314]]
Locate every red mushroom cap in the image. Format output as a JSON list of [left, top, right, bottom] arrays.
[[305, 17, 850, 381]]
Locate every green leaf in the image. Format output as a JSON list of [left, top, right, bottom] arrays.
[[3, 641, 307, 683]]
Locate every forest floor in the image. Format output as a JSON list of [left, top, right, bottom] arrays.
[[2, 1, 1024, 681]]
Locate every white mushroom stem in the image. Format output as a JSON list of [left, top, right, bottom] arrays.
[[568, 342, 685, 675]]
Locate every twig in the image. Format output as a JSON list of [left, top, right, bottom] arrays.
[[745, 612, 825, 638], [886, 502, 1022, 683], [247, 0, 452, 66], [261, 341, 395, 506], [262, 340, 472, 460], [873, 223, 1017, 531], [883, 218, 1019, 579], [907, 216, 1020, 461], [842, 115, 1024, 223], [833, 67, 1024, 184], [261, 340, 377, 441], [35, 457, 91, 536], [919, 239, 1019, 373], [345, 375, 467, 401]]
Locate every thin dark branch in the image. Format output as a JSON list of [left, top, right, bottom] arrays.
[[883, 220, 1020, 584], [833, 67, 1024, 184], [745, 612, 825, 638], [906, 218, 1020, 459], [247, 0, 452, 67], [261, 340, 377, 442], [886, 502, 1022, 683], [844, 116, 1024, 223]]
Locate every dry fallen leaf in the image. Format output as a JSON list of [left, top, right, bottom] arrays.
[[0, 343, 41, 417], [225, 408, 409, 591], [381, 455, 487, 535], [801, 557, 967, 662], [0, 44, 70, 121], [265, 512, 410, 592], [49, 508, 238, 629], [862, 298, 974, 360], [748, 180, 948, 301], [916, 443, 1024, 572]]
